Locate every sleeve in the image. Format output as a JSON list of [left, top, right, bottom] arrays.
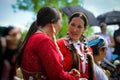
[[37, 39, 78, 80], [57, 39, 72, 71], [94, 64, 108, 80]]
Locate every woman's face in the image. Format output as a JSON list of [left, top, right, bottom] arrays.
[[6, 28, 21, 45], [54, 15, 62, 35], [101, 25, 107, 33], [68, 17, 86, 42]]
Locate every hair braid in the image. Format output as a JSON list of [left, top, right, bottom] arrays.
[[81, 34, 94, 80], [67, 35, 80, 70]]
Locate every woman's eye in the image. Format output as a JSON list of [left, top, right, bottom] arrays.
[[78, 25, 82, 28], [71, 23, 75, 27]]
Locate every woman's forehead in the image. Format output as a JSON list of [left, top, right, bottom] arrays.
[[9, 28, 21, 34], [70, 17, 84, 24]]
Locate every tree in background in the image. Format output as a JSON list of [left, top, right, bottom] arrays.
[[12, 0, 83, 12], [12, 0, 93, 38]]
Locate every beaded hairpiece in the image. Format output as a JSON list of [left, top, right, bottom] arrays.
[[88, 35, 108, 48]]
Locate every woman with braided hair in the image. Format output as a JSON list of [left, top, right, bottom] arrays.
[[57, 12, 95, 80], [88, 35, 109, 80]]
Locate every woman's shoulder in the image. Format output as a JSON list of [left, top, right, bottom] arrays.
[[94, 64, 108, 80], [28, 32, 53, 46], [57, 38, 68, 44], [57, 38, 70, 50], [31, 32, 51, 41]]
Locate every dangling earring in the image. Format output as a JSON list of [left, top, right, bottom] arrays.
[[52, 24, 56, 33], [52, 24, 64, 61]]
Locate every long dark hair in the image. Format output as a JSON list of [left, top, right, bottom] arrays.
[[16, 21, 37, 67], [68, 12, 94, 80], [37, 6, 61, 27], [17, 6, 61, 67], [69, 12, 88, 27], [67, 35, 80, 70], [68, 12, 88, 70]]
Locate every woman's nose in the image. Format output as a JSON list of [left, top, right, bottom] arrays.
[[73, 27, 77, 32]]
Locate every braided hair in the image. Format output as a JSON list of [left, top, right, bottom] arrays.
[[67, 12, 94, 80], [66, 34, 80, 70], [81, 34, 94, 80]]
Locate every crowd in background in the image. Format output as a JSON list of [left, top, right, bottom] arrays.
[[0, 6, 120, 80]]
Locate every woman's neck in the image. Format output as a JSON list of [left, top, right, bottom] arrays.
[[38, 26, 53, 39], [7, 43, 18, 50], [71, 39, 79, 43], [101, 31, 106, 34]]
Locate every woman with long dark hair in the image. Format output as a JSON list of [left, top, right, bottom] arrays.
[[18, 6, 80, 80], [57, 12, 95, 80]]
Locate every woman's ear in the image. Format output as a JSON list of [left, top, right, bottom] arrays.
[[98, 47, 103, 55], [99, 47, 107, 55], [99, 47, 103, 52]]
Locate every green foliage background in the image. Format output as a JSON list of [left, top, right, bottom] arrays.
[[13, 0, 93, 40]]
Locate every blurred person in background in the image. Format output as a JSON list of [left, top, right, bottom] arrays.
[[88, 35, 109, 80], [0, 26, 21, 80], [97, 23, 114, 61], [113, 23, 120, 60]]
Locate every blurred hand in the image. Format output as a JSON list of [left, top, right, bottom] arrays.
[[69, 68, 80, 78]]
